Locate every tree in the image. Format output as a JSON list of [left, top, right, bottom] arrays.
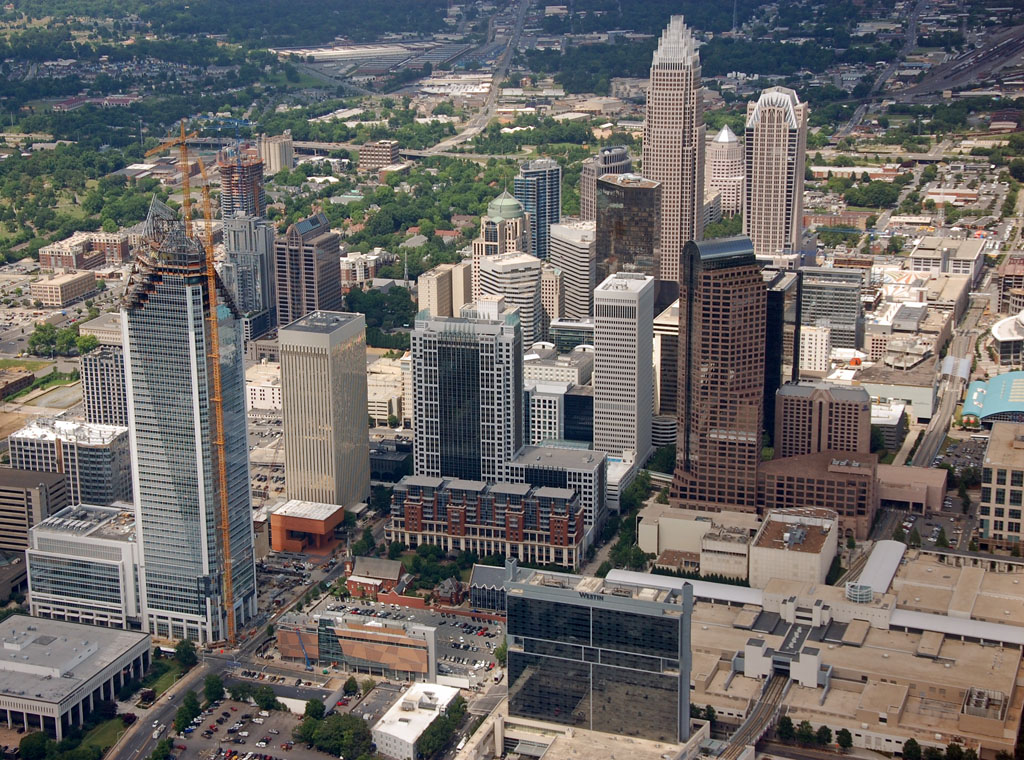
[[816, 724, 833, 746], [343, 675, 359, 695], [847, 536, 856, 550], [19, 732, 49, 760], [294, 716, 319, 744], [893, 524, 906, 543], [908, 526, 922, 547], [946, 743, 964, 760], [703, 705, 716, 726], [887, 235, 905, 254], [837, 728, 853, 751], [361, 678, 376, 694], [252, 685, 278, 711], [964, 749, 979, 760], [388, 541, 406, 560], [936, 526, 950, 548], [313, 713, 372, 758], [204, 674, 224, 704], [494, 636, 507, 667], [796, 720, 816, 746], [305, 698, 326, 721], [174, 639, 197, 669], [173, 691, 201, 733], [776, 715, 795, 742], [923, 748, 944, 760], [904, 738, 922, 760], [76, 333, 98, 355]]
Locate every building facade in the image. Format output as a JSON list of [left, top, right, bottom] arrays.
[[275, 213, 344, 328], [478, 253, 543, 347], [775, 382, 872, 460], [705, 125, 744, 216], [672, 237, 765, 513], [258, 132, 293, 174], [763, 269, 801, 445], [81, 345, 127, 427], [642, 15, 705, 285], [743, 87, 808, 258], [0, 468, 67, 552], [595, 174, 662, 286], [799, 267, 864, 350], [216, 144, 266, 218], [411, 298, 523, 482], [360, 140, 401, 171], [279, 311, 371, 508], [514, 158, 561, 259], [31, 271, 96, 307], [471, 192, 531, 299], [549, 221, 596, 320], [979, 422, 1024, 549], [593, 273, 654, 462], [580, 146, 631, 221], [222, 214, 277, 342]]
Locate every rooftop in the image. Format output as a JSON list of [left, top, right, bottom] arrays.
[[271, 499, 346, 522], [33, 271, 94, 286], [511, 444, 605, 470], [372, 683, 460, 744], [984, 421, 1024, 469], [10, 418, 127, 446], [280, 310, 362, 334], [963, 373, 1024, 421], [0, 468, 66, 490], [597, 172, 659, 189], [777, 381, 871, 404], [752, 512, 834, 554], [912, 236, 986, 261], [595, 271, 653, 293]]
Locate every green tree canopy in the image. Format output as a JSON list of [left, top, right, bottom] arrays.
[[203, 674, 224, 703], [312, 714, 372, 758], [174, 639, 197, 668], [305, 698, 326, 721]]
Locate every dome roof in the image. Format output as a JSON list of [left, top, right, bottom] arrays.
[[713, 124, 738, 143], [487, 191, 525, 220]]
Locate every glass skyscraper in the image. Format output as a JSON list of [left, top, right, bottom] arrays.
[[506, 565, 692, 743], [221, 214, 277, 342], [122, 200, 256, 643], [514, 158, 561, 260]]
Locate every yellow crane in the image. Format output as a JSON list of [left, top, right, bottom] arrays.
[[147, 126, 237, 645]]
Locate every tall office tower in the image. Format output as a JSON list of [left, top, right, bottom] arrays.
[[774, 382, 872, 460], [580, 146, 631, 221], [275, 213, 343, 327], [672, 237, 765, 513], [216, 144, 266, 219], [479, 252, 543, 347], [258, 132, 294, 175], [743, 87, 808, 258], [471, 192, 531, 298], [222, 214, 277, 342], [595, 173, 662, 286], [705, 125, 744, 216], [653, 299, 679, 447], [411, 297, 523, 482], [506, 564, 692, 743], [763, 269, 801, 446], [419, 264, 455, 317], [643, 15, 705, 285], [81, 345, 127, 426], [279, 311, 370, 508], [540, 263, 563, 340], [799, 324, 832, 377], [593, 273, 654, 462], [549, 221, 596, 320], [799, 267, 863, 349], [514, 158, 561, 259], [122, 202, 256, 642], [9, 418, 131, 506]]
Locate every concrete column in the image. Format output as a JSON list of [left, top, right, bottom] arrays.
[[77, 701, 84, 726], [55, 712, 63, 742]]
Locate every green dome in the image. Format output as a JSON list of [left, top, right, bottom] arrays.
[[487, 191, 525, 220]]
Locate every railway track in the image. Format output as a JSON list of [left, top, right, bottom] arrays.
[[720, 673, 788, 760]]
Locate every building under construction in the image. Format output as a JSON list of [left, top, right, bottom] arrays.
[[121, 197, 257, 643], [217, 143, 266, 219]]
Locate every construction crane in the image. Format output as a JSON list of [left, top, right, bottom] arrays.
[[147, 125, 238, 646]]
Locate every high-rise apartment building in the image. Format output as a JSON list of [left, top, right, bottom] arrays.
[[122, 204, 256, 643], [672, 237, 765, 513], [217, 144, 266, 219], [479, 252, 543, 347], [419, 261, 472, 318], [411, 298, 523, 483], [258, 132, 294, 175], [799, 324, 832, 377], [82, 345, 127, 427], [540, 263, 562, 340], [774, 382, 872, 459], [222, 214, 277, 342], [595, 174, 662, 286], [471, 192, 531, 298], [275, 213, 344, 327], [800, 267, 863, 349], [506, 565, 692, 743], [593, 273, 654, 462], [9, 418, 131, 506], [514, 158, 561, 259], [705, 125, 744, 216], [279, 312, 370, 508], [549, 221, 596, 320], [643, 16, 705, 285], [580, 146, 631, 221], [743, 87, 808, 258]]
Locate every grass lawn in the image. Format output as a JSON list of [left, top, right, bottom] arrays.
[[0, 358, 49, 371], [149, 661, 183, 696], [81, 717, 125, 754]]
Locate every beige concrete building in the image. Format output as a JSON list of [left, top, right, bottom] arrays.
[[637, 503, 760, 558], [30, 271, 97, 307], [418, 263, 454, 317], [798, 323, 831, 377], [743, 87, 807, 258], [642, 16, 705, 285], [549, 221, 596, 320], [579, 146, 631, 221], [471, 192, 531, 299], [367, 357, 405, 427], [540, 262, 562, 339], [245, 360, 282, 411], [876, 464, 947, 514], [280, 311, 370, 508], [258, 132, 294, 175], [479, 252, 542, 346], [979, 422, 1024, 550], [359, 139, 400, 172], [747, 508, 838, 589], [78, 312, 123, 346], [705, 125, 744, 216], [774, 382, 872, 459]]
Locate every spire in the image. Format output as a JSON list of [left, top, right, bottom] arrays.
[[651, 15, 699, 67], [714, 124, 738, 143]]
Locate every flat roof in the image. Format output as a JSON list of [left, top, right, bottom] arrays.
[[0, 617, 148, 705], [858, 540, 907, 594], [33, 271, 94, 285], [984, 421, 1024, 469], [34, 504, 135, 541], [11, 418, 127, 445], [753, 517, 831, 554], [280, 310, 362, 334], [0, 468, 66, 490], [511, 444, 604, 470], [272, 499, 346, 522], [372, 683, 460, 744], [604, 568, 764, 606]]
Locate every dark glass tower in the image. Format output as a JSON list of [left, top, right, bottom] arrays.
[[514, 158, 561, 259]]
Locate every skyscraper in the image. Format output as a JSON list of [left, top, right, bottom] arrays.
[[258, 132, 293, 175], [799, 267, 863, 349], [763, 269, 801, 445], [643, 16, 705, 285], [471, 192, 531, 299], [222, 214, 277, 342], [580, 146, 631, 221], [275, 213, 343, 327], [279, 311, 370, 508], [549, 221, 596, 320], [122, 200, 256, 643], [81, 345, 127, 427], [672, 236, 765, 514], [743, 87, 808, 258], [514, 158, 561, 259], [411, 297, 523, 483], [478, 253, 543, 347], [540, 262, 563, 339], [217, 144, 266, 219], [595, 173, 662, 284], [705, 125, 744, 216], [593, 273, 654, 462]]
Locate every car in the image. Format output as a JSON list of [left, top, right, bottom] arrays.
[[176, 745, 187, 751], [256, 742, 267, 748], [269, 729, 280, 735], [210, 726, 218, 732]]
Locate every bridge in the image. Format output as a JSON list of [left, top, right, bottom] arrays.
[[720, 672, 790, 760]]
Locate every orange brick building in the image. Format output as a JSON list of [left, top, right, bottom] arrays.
[[269, 499, 348, 554]]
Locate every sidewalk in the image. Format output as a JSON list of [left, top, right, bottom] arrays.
[[892, 423, 925, 466]]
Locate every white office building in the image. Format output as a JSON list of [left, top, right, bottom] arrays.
[[372, 683, 461, 760], [549, 221, 597, 320], [478, 252, 542, 347]]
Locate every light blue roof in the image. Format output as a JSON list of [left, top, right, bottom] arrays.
[[962, 372, 1024, 421]]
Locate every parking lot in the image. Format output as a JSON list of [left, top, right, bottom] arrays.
[[934, 438, 986, 479], [172, 699, 326, 760]]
